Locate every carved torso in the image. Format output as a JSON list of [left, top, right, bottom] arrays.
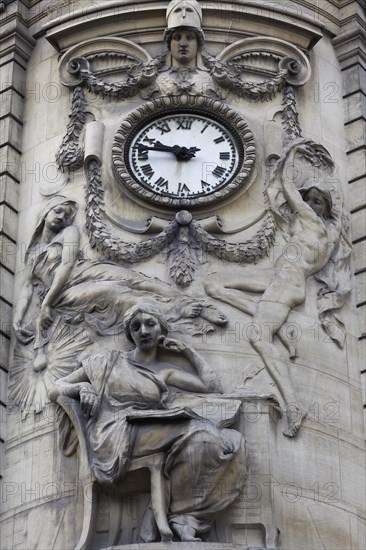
[[278, 207, 332, 276]]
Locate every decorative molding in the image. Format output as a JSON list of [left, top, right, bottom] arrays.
[[58, 37, 152, 84], [215, 37, 312, 87], [44, 3, 323, 52]]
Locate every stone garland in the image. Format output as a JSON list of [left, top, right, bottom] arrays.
[[168, 224, 197, 287], [207, 54, 289, 102], [85, 160, 178, 263], [85, 158, 276, 278], [189, 213, 276, 264], [63, 52, 291, 103], [55, 86, 87, 172], [78, 67, 144, 100], [281, 85, 303, 143]]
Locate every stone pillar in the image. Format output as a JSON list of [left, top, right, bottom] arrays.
[[333, 1, 366, 425], [0, 0, 35, 480]]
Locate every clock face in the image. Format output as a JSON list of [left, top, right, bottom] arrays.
[[127, 113, 241, 198], [112, 98, 256, 209]]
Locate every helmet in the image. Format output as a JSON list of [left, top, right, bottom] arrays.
[[164, 0, 205, 44]]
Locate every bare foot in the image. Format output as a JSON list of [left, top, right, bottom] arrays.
[[283, 404, 306, 437], [172, 524, 201, 542], [180, 302, 203, 318], [200, 306, 228, 326]]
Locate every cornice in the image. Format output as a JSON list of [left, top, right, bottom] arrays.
[[0, 14, 36, 62], [41, 1, 324, 53]]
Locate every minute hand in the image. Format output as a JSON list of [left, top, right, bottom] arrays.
[[136, 141, 200, 160]]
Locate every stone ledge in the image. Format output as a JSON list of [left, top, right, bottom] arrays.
[[102, 544, 265, 550]]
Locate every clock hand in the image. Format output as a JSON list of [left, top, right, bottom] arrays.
[[175, 146, 201, 160], [135, 141, 200, 160]]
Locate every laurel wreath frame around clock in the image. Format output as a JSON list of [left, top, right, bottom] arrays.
[[112, 95, 256, 209]]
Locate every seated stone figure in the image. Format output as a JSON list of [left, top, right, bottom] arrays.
[[50, 303, 247, 543]]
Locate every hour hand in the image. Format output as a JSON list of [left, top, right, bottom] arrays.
[[174, 145, 200, 160]]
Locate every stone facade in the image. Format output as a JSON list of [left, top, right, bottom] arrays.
[[0, 1, 365, 549]]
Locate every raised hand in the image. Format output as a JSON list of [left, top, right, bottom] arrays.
[[13, 322, 34, 345], [40, 304, 53, 330], [158, 336, 189, 353]]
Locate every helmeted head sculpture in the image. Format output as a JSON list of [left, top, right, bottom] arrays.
[[164, 0, 205, 48]]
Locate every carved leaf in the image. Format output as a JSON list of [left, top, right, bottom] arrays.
[[282, 86, 302, 143], [56, 87, 87, 172], [168, 232, 196, 287]]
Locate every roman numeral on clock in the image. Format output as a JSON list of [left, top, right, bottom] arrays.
[[213, 136, 225, 144], [177, 182, 191, 195], [154, 177, 169, 191], [138, 150, 148, 161], [156, 122, 171, 135], [177, 119, 193, 130], [143, 136, 156, 145], [201, 180, 211, 192], [219, 152, 230, 160], [212, 165, 226, 178], [141, 164, 154, 178]]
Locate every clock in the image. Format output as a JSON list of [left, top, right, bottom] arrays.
[[112, 96, 256, 208]]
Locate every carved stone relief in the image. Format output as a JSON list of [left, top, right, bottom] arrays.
[[8, 0, 354, 548], [50, 303, 247, 546]]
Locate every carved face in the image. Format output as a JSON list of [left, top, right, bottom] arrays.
[[129, 312, 162, 351], [173, 2, 195, 19], [170, 30, 198, 66], [302, 188, 329, 218], [44, 205, 73, 232]]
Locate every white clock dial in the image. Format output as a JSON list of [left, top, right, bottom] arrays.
[[127, 113, 241, 198], [112, 98, 256, 209]]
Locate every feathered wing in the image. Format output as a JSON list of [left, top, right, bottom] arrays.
[[9, 318, 93, 418]]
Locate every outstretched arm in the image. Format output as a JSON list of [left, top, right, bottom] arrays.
[[159, 337, 223, 393], [278, 143, 309, 214]]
